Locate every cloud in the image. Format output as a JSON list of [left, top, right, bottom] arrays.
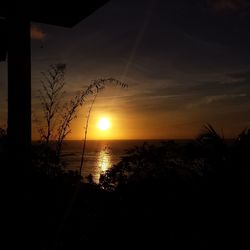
[[208, 0, 249, 11], [225, 70, 250, 85], [205, 93, 247, 103], [228, 70, 250, 79], [31, 25, 46, 40]]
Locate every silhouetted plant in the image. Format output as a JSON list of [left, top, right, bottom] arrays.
[[233, 128, 250, 171], [28, 123, 250, 250], [197, 123, 224, 145], [236, 128, 250, 146], [39, 63, 66, 146], [56, 78, 127, 162], [196, 123, 228, 176], [99, 124, 250, 193], [86, 173, 94, 184], [99, 141, 200, 192], [79, 78, 127, 177], [0, 127, 6, 138], [0, 127, 7, 151], [38, 63, 127, 174]]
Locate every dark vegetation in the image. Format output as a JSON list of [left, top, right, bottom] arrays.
[[1, 125, 249, 249], [1, 65, 249, 249], [34, 64, 126, 176]]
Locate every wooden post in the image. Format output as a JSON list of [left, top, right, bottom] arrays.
[[6, 14, 33, 250], [7, 15, 31, 174]]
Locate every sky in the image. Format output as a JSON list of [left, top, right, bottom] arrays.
[[1, 0, 250, 140]]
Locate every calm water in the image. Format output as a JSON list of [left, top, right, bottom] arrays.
[[61, 140, 155, 183]]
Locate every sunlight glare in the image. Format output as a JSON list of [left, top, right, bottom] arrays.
[[98, 118, 111, 131], [98, 148, 111, 172]]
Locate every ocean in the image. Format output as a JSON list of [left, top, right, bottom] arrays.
[[61, 140, 164, 183]]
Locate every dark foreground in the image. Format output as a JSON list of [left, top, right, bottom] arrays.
[[1, 128, 250, 249]]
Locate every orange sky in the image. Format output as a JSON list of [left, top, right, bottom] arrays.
[[2, 0, 250, 140], [31, 87, 247, 140]]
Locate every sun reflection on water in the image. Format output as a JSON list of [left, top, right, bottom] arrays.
[[98, 147, 111, 173]]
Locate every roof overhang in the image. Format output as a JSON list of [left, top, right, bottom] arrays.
[[0, 0, 109, 27], [0, 0, 109, 61]]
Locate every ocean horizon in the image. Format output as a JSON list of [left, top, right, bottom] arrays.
[[32, 138, 236, 183], [59, 139, 195, 183]]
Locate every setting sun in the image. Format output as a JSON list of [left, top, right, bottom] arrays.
[[98, 118, 111, 131]]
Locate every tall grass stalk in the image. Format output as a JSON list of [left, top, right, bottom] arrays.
[[79, 93, 97, 177], [52, 78, 127, 249]]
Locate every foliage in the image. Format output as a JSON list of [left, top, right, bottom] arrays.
[[100, 124, 250, 192], [37, 63, 127, 176], [0, 127, 6, 138], [39, 63, 66, 146], [79, 79, 127, 176], [0, 127, 7, 144], [27, 124, 250, 249], [0, 127, 7, 153], [56, 77, 126, 159], [99, 141, 202, 191]]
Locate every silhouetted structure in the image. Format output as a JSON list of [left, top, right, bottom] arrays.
[[1, 3, 109, 249], [0, 19, 7, 61], [0, 0, 109, 172]]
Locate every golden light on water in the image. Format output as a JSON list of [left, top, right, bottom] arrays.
[[98, 117, 111, 131], [98, 148, 111, 172]]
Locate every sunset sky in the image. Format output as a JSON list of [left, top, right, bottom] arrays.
[[1, 0, 250, 140]]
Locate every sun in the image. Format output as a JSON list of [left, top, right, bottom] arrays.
[[98, 118, 111, 131]]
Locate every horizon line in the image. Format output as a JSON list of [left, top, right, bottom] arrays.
[[32, 137, 236, 142]]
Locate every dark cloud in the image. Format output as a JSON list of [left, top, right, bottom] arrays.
[[228, 70, 250, 79], [225, 69, 250, 87], [208, 0, 250, 11]]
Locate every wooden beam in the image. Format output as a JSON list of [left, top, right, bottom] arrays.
[[0, 19, 7, 61], [7, 15, 31, 173]]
